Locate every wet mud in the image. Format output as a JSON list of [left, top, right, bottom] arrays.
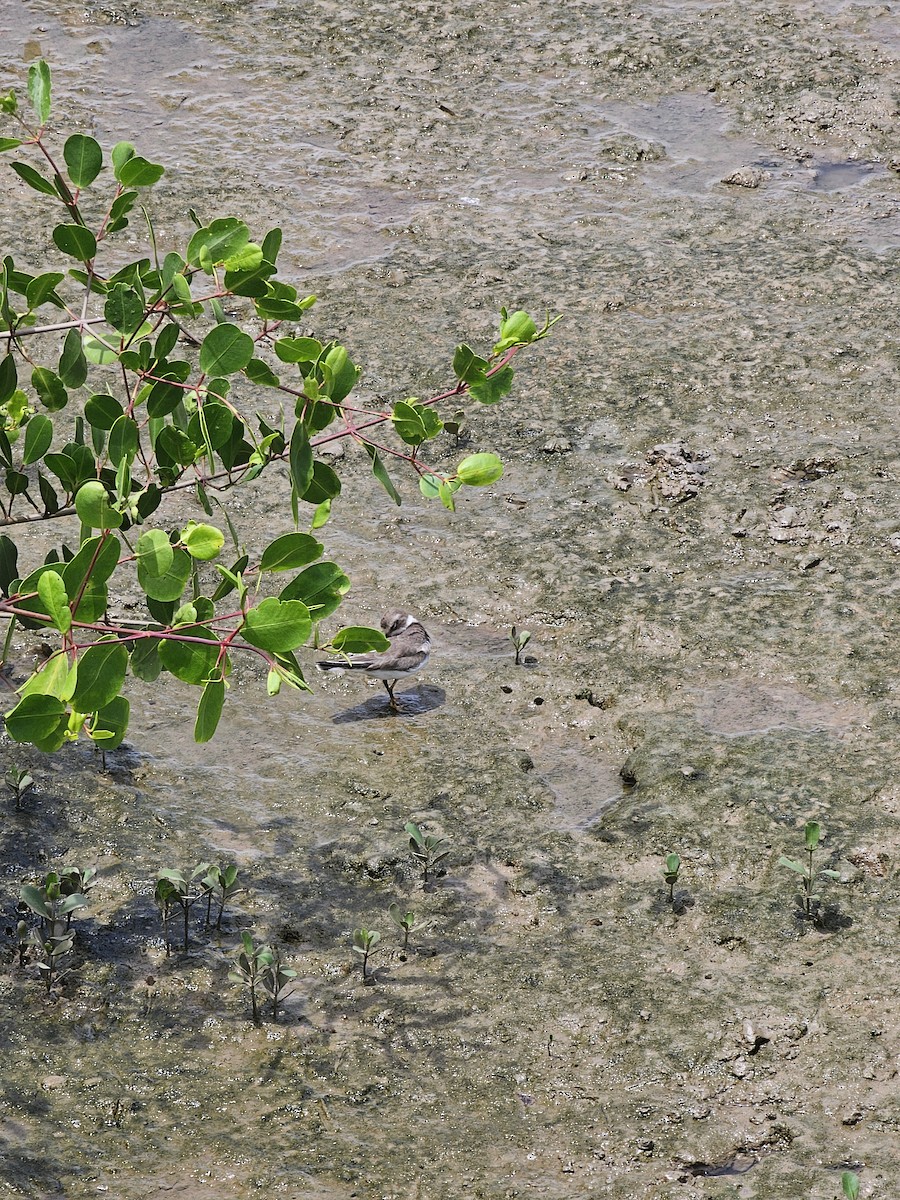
[[0, 0, 898, 1197]]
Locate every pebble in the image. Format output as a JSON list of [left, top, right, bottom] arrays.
[[542, 438, 572, 454]]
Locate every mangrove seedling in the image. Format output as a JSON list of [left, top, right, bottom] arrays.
[[841, 1172, 860, 1200], [198, 862, 241, 929], [443, 409, 467, 444], [19, 871, 89, 933], [260, 946, 297, 1021], [7, 767, 34, 810], [229, 931, 273, 1024], [58, 866, 97, 909], [388, 902, 430, 952], [405, 821, 450, 887], [352, 927, 382, 983], [663, 853, 681, 904], [778, 821, 840, 920], [154, 864, 210, 951], [510, 626, 532, 665], [32, 926, 76, 994]]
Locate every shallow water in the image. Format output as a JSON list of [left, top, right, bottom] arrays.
[[1, 0, 899, 1197]]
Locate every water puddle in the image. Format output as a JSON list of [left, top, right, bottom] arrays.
[[694, 680, 866, 737]]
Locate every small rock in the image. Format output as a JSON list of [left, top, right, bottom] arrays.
[[542, 438, 572, 454], [318, 440, 345, 461], [797, 553, 821, 570], [636, 1138, 655, 1153], [722, 167, 771, 188], [42, 1075, 67, 1091], [731, 1057, 750, 1078]]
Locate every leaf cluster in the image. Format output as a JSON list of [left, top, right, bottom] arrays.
[[0, 61, 555, 750]]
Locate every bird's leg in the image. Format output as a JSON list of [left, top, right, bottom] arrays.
[[382, 679, 398, 709]]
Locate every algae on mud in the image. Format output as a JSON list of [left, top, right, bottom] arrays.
[[1, 0, 899, 1197]]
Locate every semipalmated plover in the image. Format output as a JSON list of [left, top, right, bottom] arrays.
[[317, 611, 431, 709]]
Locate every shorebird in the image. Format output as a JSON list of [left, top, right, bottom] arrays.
[[316, 611, 431, 709]]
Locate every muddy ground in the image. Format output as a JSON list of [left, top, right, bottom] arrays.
[[0, 0, 898, 1197]]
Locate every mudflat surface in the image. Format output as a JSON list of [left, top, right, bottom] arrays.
[[0, 1, 898, 1197]]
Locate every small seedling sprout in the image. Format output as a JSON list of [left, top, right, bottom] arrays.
[[405, 821, 450, 887], [510, 626, 532, 665], [260, 946, 297, 1021], [388, 903, 430, 952], [7, 767, 34, 810], [154, 864, 210, 951], [841, 1172, 860, 1200], [778, 821, 841, 920], [198, 862, 241, 928], [352, 928, 382, 982], [229, 932, 272, 1023], [663, 852, 681, 903]]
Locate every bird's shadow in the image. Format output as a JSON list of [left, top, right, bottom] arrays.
[[331, 685, 445, 724]]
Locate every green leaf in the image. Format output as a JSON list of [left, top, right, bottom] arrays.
[[104, 283, 145, 334], [6, 693, 67, 743], [0, 534, 19, 595], [329, 625, 390, 655], [116, 155, 165, 187], [130, 638, 162, 682], [419, 473, 442, 500], [241, 598, 311, 653], [88, 696, 129, 749], [58, 328, 88, 389], [302, 460, 341, 505], [19, 884, 52, 921], [25, 271, 64, 311], [31, 366, 68, 412], [27, 61, 52, 124], [195, 678, 226, 743], [52, 224, 97, 261], [470, 365, 514, 405], [84, 394, 124, 430], [199, 323, 254, 376], [71, 641, 128, 712], [111, 141, 135, 179], [0, 354, 17, 406], [36, 570, 71, 633], [494, 309, 537, 352], [108, 414, 139, 465], [778, 857, 808, 875], [63, 134, 103, 188], [10, 161, 58, 197], [182, 522, 224, 561], [274, 336, 322, 364], [323, 344, 359, 403], [139, 545, 190, 602], [0, 137, 22, 152], [187, 218, 249, 270], [18, 652, 77, 701], [279, 561, 350, 621], [62, 533, 121, 590], [289, 426, 314, 496], [158, 627, 221, 684], [107, 189, 138, 233], [22, 414, 53, 465], [83, 335, 120, 365], [456, 452, 504, 486], [391, 401, 429, 446], [245, 358, 281, 387], [259, 533, 323, 573], [804, 821, 821, 851], [135, 528, 174, 578], [452, 343, 489, 384], [74, 480, 123, 529]]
